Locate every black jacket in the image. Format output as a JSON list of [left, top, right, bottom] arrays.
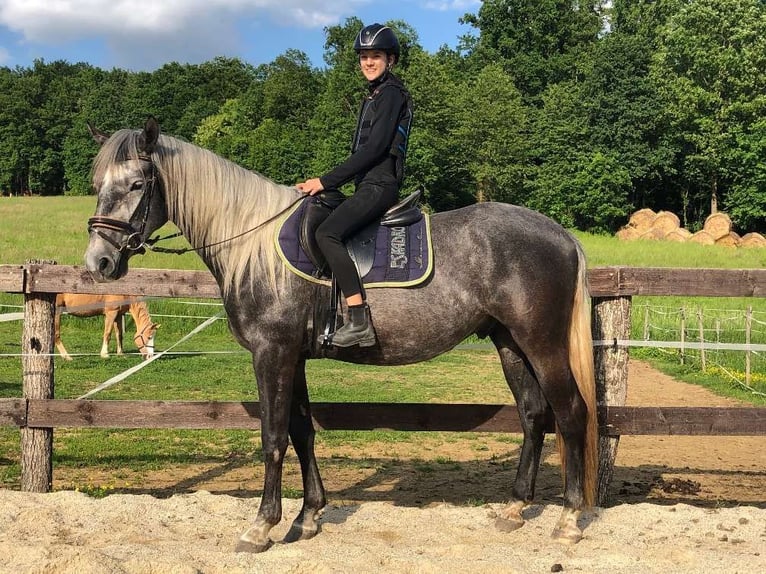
[[319, 72, 411, 190]]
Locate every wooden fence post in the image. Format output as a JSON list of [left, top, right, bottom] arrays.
[[592, 296, 631, 506], [20, 261, 56, 492]]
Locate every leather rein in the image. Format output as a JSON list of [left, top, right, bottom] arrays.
[[87, 154, 307, 256]]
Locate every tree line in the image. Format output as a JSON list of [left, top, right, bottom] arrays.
[[0, 0, 764, 234]]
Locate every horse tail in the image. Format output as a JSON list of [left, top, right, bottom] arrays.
[[562, 244, 598, 508]]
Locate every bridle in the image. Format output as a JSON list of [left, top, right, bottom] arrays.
[[87, 152, 309, 257], [133, 321, 156, 353], [87, 154, 158, 254]]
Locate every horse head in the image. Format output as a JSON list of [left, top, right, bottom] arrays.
[[84, 116, 168, 282], [135, 321, 160, 360]]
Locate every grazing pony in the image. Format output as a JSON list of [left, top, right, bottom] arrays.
[[54, 293, 158, 361], [82, 117, 597, 550]]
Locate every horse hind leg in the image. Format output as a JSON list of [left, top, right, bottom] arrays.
[[114, 313, 125, 356], [283, 360, 326, 544], [491, 326, 551, 533], [528, 346, 590, 545]]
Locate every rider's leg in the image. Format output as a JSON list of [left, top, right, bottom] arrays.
[[315, 183, 397, 347]]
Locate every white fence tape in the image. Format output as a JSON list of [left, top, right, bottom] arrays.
[[77, 310, 225, 399]]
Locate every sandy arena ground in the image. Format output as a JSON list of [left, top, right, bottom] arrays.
[[0, 360, 764, 573]]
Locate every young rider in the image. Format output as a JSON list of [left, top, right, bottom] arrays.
[[296, 23, 413, 348]]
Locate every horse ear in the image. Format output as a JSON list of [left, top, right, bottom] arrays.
[[138, 116, 160, 155], [87, 122, 110, 146]]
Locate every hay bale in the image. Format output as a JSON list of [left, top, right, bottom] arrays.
[[664, 228, 692, 242], [651, 211, 681, 233], [715, 231, 741, 248], [703, 212, 732, 240], [740, 232, 766, 248], [627, 208, 656, 232], [689, 230, 716, 245], [639, 227, 666, 241], [616, 227, 641, 241]]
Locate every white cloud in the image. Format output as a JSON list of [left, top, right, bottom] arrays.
[[0, 0, 353, 40], [0, 0, 468, 69], [0, 0, 363, 68], [423, 0, 480, 12], [0, 45, 9, 64]]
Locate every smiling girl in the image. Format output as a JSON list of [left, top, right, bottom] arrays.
[[296, 23, 414, 348]]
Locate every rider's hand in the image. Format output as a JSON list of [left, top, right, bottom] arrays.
[[296, 178, 324, 196]]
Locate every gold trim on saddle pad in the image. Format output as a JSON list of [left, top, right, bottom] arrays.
[[273, 200, 434, 288]]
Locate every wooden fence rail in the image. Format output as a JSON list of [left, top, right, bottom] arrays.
[[1, 263, 766, 504]]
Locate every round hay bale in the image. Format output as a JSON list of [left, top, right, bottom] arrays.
[[639, 227, 666, 241], [689, 230, 716, 245], [703, 212, 732, 240], [740, 232, 766, 248], [715, 231, 741, 248], [651, 211, 681, 233], [616, 227, 641, 241], [664, 228, 692, 242], [627, 208, 656, 231]]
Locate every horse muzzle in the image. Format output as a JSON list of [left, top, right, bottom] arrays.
[[84, 243, 129, 282]]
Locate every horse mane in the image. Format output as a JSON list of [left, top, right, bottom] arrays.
[[128, 300, 153, 332], [93, 129, 301, 297]]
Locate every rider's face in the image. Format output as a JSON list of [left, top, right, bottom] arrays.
[[358, 50, 391, 82]]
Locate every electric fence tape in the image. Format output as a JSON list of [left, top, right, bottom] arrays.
[[77, 310, 225, 399]]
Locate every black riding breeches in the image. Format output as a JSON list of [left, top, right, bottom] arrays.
[[315, 183, 399, 298]]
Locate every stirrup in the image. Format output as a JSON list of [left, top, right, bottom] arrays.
[[318, 277, 341, 349]]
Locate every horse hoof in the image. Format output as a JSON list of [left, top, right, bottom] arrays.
[[551, 525, 583, 545], [234, 538, 274, 553], [495, 515, 525, 532], [284, 522, 319, 543]]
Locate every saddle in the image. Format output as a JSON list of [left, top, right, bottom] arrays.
[[300, 189, 424, 280]]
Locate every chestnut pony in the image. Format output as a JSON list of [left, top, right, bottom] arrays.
[[83, 117, 597, 550], [55, 293, 157, 360]]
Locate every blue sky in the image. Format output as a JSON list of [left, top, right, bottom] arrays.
[[0, 0, 480, 71]]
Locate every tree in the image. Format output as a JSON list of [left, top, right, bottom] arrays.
[[461, 0, 604, 101], [650, 0, 766, 228], [452, 64, 530, 204]]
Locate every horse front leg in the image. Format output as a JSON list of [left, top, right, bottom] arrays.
[[101, 311, 116, 358], [236, 353, 297, 553], [284, 360, 326, 543]]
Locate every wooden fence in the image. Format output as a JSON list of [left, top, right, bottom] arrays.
[[1, 263, 765, 504]]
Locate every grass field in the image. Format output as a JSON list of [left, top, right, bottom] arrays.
[[1, 196, 765, 491]]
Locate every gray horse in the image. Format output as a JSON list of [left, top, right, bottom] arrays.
[[83, 117, 597, 550]]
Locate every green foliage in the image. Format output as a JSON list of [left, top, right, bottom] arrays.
[[452, 64, 530, 204], [1, 1, 765, 234]]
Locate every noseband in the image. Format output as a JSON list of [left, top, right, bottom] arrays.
[[87, 154, 158, 254]]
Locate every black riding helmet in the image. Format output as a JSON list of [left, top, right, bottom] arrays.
[[354, 23, 400, 64]]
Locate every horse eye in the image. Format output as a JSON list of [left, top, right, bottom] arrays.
[[130, 181, 144, 191]]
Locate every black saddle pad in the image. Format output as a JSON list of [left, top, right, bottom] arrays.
[[275, 200, 433, 288]]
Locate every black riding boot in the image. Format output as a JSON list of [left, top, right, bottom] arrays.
[[330, 304, 376, 348]]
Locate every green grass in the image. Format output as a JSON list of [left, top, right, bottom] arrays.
[[1, 196, 765, 490]]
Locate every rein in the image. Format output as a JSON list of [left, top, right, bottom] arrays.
[[144, 194, 308, 255]]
